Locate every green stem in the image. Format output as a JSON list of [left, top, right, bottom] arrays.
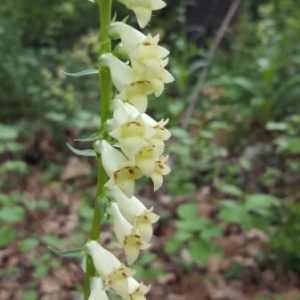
[[84, 0, 112, 299]]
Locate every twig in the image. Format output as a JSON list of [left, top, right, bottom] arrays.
[[181, 0, 241, 130]]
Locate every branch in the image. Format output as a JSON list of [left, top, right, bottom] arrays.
[[181, 0, 241, 130]]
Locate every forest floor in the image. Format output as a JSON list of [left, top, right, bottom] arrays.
[[1, 132, 300, 300]]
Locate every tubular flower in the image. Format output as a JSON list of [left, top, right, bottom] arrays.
[[134, 145, 163, 177], [88, 277, 109, 300], [100, 54, 153, 113], [109, 100, 157, 158], [85, 241, 135, 297], [108, 22, 169, 76], [118, 0, 166, 28], [126, 277, 151, 300], [95, 140, 143, 198], [151, 155, 171, 191], [107, 186, 160, 243], [131, 57, 174, 96], [107, 202, 150, 265], [141, 114, 171, 151]]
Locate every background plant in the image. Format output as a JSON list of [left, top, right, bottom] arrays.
[[1, 0, 300, 299]]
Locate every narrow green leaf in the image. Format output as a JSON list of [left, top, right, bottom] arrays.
[[50, 247, 85, 258], [74, 133, 100, 143], [66, 144, 96, 157], [61, 69, 99, 77]]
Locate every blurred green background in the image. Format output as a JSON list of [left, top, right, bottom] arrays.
[[1, 0, 300, 299]]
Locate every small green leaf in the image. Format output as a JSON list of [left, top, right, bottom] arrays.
[[61, 69, 99, 76], [224, 261, 245, 279], [216, 182, 243, 197], [188, 239, 213, 265], [0, 206, 25, 222], [18, 238, 39, 252], [45, 112, 66, 122], [24, 289, 38, 300], [176, 203, 199, 220], [0, 123, 18, 140], [169, 128, 190, 142], [239, 158, 252, 171], [218, 200, 245, 223], [34, 264, 50, 278], [173, 231, 193, 242], [244, 194, 280, 216], [201, 226, 223, 240], [50, 247, 84, 258], [74, 133, 100, 142], [164, 239, 181, 255], [285, 138, 300, 154], [42, 235, 64, 247], [0, 161, 28, 174], [0, 228, 16, 247], [80, 205, 94, 219], [0, 193, 11, 205], [266, 121, 288, 131], [176, 218, 210, 232], [139, 253, 157, 265], [66, 144, 96, 157]]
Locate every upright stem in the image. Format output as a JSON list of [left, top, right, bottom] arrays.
[[84, 0, 112, 299]]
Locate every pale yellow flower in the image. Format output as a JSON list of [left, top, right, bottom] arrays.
[[107, 202, 150, 264], [85, 241, 135, 297], [107, 186, 160, 243], [118, 0, 166, 28], [95, 140, 143, 198]]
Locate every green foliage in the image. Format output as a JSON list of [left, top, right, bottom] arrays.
[[0, 0, 100, 148], [0, 228, 16, 248], [269, 201, 300, 272], [223, 261, 246, 279], [24, 290, 38, 300], [18, 238, 40, 253], [133, 253, 165, 281], [1, 0, 300, 293], [165, 203, 223, 265], [218, 193, 279, 230]]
